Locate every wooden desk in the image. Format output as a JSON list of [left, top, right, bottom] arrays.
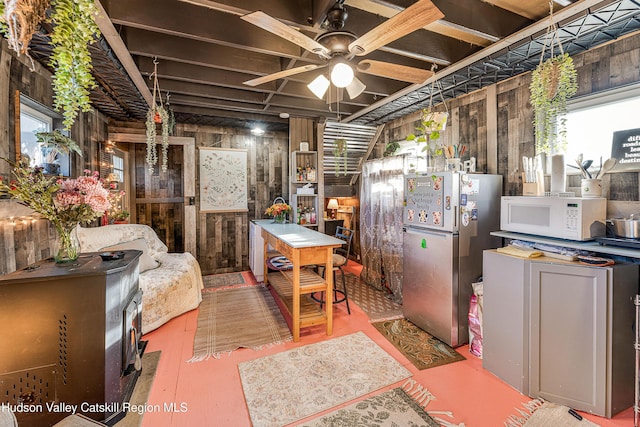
[[257, 220, 343, 341]]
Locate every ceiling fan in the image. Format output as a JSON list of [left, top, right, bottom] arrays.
[[241, 0, 444, 100]]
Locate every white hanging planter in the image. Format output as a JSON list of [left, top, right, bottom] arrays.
[[423, 111, 448, 133]]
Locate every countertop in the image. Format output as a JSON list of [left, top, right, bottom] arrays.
[[254, 219, 343, 248], [491, 230, 640, 259]]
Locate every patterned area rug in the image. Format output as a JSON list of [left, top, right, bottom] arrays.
[[238, 331, 412, 427], [202, 272, 246, 290], [189, 285, 291, 361], [372, 318, 465, 370], [343, 273, 403, 321], [300, 387, 440, 427]]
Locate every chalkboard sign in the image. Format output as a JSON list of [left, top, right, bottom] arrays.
[[611, 128, 640, 171]]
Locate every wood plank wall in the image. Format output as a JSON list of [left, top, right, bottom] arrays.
[[380, 31, 640, 216], [175, 123, 288, 275], [0, 39, 108, 275], [107, 120, 289, 276]]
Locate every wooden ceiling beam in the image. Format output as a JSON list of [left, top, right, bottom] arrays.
[[105, 0, 309, 60], [123, 28, 316, 75], [171, 104, 290, 124], [173, 0, 313, 23], [135, 55, 408, 100]]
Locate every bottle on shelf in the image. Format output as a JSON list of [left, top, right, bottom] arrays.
[[310, 208, 316, 224]]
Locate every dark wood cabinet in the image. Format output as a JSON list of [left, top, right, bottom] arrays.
[[0, 251, 142, 426]]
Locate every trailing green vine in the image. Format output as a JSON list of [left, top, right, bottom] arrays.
[[49, 0, 101, 130], [530, 52, 577, 154], [332, 138, 348, 176]]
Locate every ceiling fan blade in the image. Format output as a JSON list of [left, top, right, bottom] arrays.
[[243, 64, 325, 87], [349, 0, 444, 57], [357, 60, 434, 84], [241, 11, 331, 59]]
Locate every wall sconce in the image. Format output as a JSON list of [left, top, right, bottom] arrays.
[[327, 198, 339, 219]]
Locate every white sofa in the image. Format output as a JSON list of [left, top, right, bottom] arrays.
[[77, 224, 204, 334]]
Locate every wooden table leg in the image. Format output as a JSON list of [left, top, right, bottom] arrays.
[[325, 246, 333, 336], [292, 249, 301, 342]]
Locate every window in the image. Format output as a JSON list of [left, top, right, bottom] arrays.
[[112, 153, 124, 182], [19, 94, 69, 176], [565, 83, 640, 173]]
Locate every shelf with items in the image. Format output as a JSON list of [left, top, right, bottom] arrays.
[[292, 151, 318, 183], [292, 194, 318, 227]]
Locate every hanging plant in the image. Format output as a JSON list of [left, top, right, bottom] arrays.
[[406, 69, 448, 159], [529, 3, 578, 155], [49, 0, 101, 130], [332, 138, 348, 176], [406, 107, 448, 157], [145, 59, 171, 173], [0, 0, 100, 129], [0, 0, 49, 69]]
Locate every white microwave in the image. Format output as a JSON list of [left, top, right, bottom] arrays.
[[500, 196, 606, 241]]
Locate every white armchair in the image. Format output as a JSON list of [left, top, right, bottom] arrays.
[[77, 224, 204, 334]]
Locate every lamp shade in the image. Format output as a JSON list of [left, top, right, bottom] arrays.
[[327, 198, 339, 210], [307, 75, 330, 99], [346, 77, 366, 99], [330, 62, 354, 88]]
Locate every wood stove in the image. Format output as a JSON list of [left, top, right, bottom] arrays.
[[0, 251, 143, 426]]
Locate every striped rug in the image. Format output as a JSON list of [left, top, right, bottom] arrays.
[[189, 285, 291, 361]]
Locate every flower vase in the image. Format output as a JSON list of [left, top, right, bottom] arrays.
[[273, 214, 286, 224], [54, 224, 80, 263]]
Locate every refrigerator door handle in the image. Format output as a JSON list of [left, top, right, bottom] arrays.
[[454, 205, 458, 228]]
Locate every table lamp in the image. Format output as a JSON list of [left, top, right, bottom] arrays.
[[327, 198, 339, 219]]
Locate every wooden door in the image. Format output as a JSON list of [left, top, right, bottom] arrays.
[[132, 144, 184, 252], [109, 133, 196, 256]]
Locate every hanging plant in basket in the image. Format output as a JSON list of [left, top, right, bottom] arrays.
[[406, 68, 448, 160], [145, 59, 171, 173], [0, 0, 101, 130], [529, 4, 578, 155], [332, 138, 348, 176]]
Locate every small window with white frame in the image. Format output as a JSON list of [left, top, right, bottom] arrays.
[[565, 83, 640, 175], [19, 94, 70, 176]]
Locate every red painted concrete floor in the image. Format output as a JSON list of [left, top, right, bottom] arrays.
[[140, 263, 635, 426]]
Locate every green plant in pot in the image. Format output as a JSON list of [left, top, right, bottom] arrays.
[[35, 130, 82, 175], [530, 52, 577, 155], [529, 4, 578, 156], [406, 107, 448, 162]]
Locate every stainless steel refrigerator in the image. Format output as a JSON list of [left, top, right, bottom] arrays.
[[402, 172, 502, 347]]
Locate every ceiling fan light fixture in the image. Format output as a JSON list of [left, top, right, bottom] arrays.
[[346, 77, 366, 99], [330, 62, 354, 88], [307, 74, 330, 99]]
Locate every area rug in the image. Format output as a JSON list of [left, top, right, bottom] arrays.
[[115, 351, 161, 427], [202, 272, 246, 290], [300, 387, 440, 427], [189, 285, 292, 361], [344, 273, 403, 321], [372, 318, 465, 370], [238, 331, 412, 427], [505, 399, 601, 427]]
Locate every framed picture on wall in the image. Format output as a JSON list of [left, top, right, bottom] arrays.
[[199, 147, 248, 212]]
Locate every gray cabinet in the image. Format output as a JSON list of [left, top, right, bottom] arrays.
[[483, 250, 530, 395], [483, 250, 637, 417]]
